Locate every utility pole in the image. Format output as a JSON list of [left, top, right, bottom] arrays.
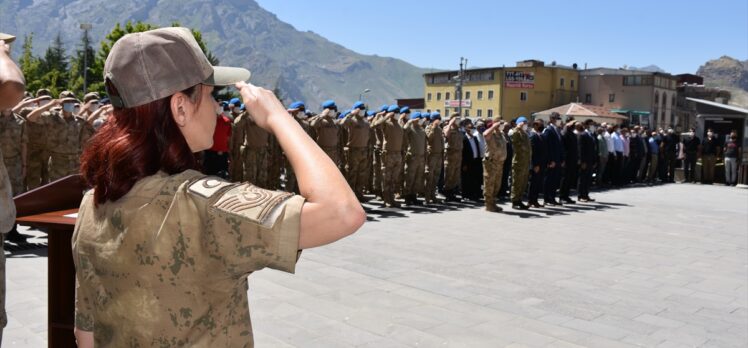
[[455, 57, 467, 117], [80, 23, 92, 94]]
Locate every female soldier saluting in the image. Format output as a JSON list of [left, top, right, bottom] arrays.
[[73, 27, 365, 347]]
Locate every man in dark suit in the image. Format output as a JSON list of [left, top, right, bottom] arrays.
[[528, 119, 547, 208], [559, 118, 579, 203], [460, 119, 483, 201], [578, 120, 597, 202], [542, 112, 565, 205]]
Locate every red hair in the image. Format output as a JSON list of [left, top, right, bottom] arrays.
[[80, 86, 200, 206]]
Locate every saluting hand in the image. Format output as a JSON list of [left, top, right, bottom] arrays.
[[235, 81, 287, 132]]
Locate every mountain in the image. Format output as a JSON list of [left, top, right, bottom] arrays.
[[697, 56, 748, 108], [628, 65, 666, 73], [0, 0, 427, 109]]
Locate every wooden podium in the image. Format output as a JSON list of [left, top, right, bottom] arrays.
[[14, 175, 87, 348]]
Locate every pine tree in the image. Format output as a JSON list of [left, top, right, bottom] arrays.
[[68, 28, 96, 95], [19, 34, 44, 94], [39, 33, 69, 95]]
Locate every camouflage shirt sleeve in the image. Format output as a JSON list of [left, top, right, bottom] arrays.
[[73, 193, 97, 332], [188, 178, 305, 276]]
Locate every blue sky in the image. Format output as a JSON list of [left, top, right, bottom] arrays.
[[256, 0, 748, 74]]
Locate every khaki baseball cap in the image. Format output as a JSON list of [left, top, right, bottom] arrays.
[[0, 33, 15, 44], [59, 91, 78, 103], [83, 92, 100, 103], [104, 27, 250, 109]]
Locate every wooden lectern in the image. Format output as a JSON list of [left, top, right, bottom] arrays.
[[14, 174, 87, 348]]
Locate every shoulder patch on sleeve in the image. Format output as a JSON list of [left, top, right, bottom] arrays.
[[188, 177, 235, 198], [212, 184, 294, 227]]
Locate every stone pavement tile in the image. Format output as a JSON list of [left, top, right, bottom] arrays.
[[647, 324, 711, 347], [511, 317, 639, 348], [469, 321, 560, 347], [633, 313, 686, 329], [620, 333, 666, 347], [354, 337, 413, 348], [1, 327, 47, 347], [250, 317, 322, 346], [558, 318, 632, 341], [385, 323, 449, 347], [251, 331, 296, 348], [593, 314, 659, 336], [427, 322, 514, 347], [699, 335, 748, 348]]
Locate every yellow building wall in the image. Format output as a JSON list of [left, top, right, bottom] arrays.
[[423, 66, 579, 121]]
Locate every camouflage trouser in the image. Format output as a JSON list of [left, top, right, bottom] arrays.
[[2, 156, 24, 196], [372, 147, 383, 196], [381, 151, 402, 205], [483, 157, 505, 205], [444, 150, 462, 192], [26, 146, 49, 190], [511, 159, 530, 203], [396, 154, 406, 196], [1, 233, 6, 334], [404, 153, 425, 197], [229, 146, 245, 182], [243, 148, 268, 187], [49, 153, 80, 182], [365, 147, 374, 193], [345, 147, 369, 197], [424, 152, 443, 201], [321, 146, 340, 168], [266, 145, 282, 190]]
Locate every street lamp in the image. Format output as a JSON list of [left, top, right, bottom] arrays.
[[80, 23, 93, 94], [452, 57, 467, 117], [359, 88, 371, 102]]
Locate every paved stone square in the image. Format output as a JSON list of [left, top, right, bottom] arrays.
[[3, 183, 747, 347]]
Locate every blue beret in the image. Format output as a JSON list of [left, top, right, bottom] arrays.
[[229, 98, 241, 106], [516, 116, 528, 124], [422, 112, 430, 119], [431, 112, 441, 120], [379, 104, 389, 112], [321, 100, 336, 109], [387, 105, 400, 113], [339, 109, 350, 119], [411, 112, 421, 120], [352, 101, 365, 110], [240, 104, 246, 110], [366, 110, 376, 116], [289, 101, 305, 109], [400, 106, 410, 114]]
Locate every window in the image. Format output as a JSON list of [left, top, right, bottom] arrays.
[[446, 92, 451, 100], [487, 109, 494, 118], [570, 80, 575, 88], [437, 92, 442, 101], [445, 107, 450, 114], [477, 109, 482, 117], [560, 78, 565, 87], [464, 109, 470, 117], [427, 93, 432, 101], [520, 91, 528, 101], [609, 94, 615, 103], [488, 90, 494, 99], [585, 94, 592, 103], [465, 91, 471, 100], [662, 93, 667, 107], [654, 91, 659, 104], [672, 96, 676, 106], [477, 90, 483, 100]]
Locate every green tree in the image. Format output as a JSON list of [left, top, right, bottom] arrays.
[[38, 33, 69, 95], [68, 28, 97, 95], [19, 33, 44, 94]]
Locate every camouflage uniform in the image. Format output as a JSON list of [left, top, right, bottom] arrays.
[[371, 121, 385, 197], [403, 120, 426, 202], [510, 127, 532, 203], [35, 108, 93, 182], [266, 135, 283, 190], [238, 114, 270, 188], [372, 114, 404, 206], [0, 147, 17, 337], [284, 117, 312, 193], [72, 170, 304, 347], [340, 113, 371, 199], [444, 123, 463, 196], [310, 114, 340, 166], [229, 111, 247, 182], [21, 107, 50, 190], [483, 131, 508, 209], [424, 122, 444, 203], [0, 112, 28, 195]]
